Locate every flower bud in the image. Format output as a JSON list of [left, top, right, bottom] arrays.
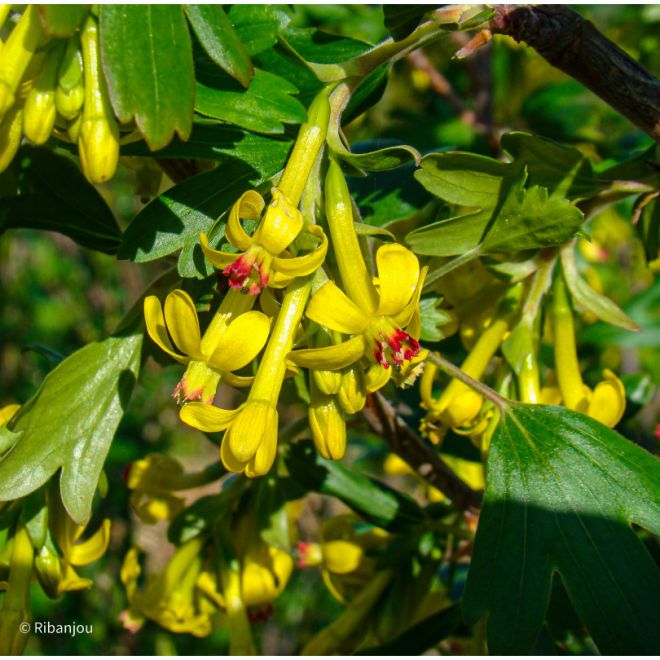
[[78, 15, 119, 183], [338, 365, 366, 415], [309, 384, 346, 460], [23, 43, 64, 145], [0, 103, 23, 173], [313, 367, 342, 395]]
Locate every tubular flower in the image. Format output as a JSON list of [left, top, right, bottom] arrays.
[[144, 288, 269, 403], [289, 243, 426, 373], [200, 188, 328, 296], [553, 276, 626, 428], [420, 314, 509, 443], [181, 277, 313, 477], [120, 537, 213, 637], [309, 377, 347, 460]]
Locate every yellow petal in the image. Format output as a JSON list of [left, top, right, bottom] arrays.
[[67, 519, 111, 566], [254, 188, 303, 255], [288, 335, 367, 370], [245, 435, 278, 477], [199, 233, 244, 270], [226, 190, 264, 250], [220, 436, 248, 473], [228, 400, 277, 464], [306, 281, 369, 335], [164, 290, 202, 358], [144, 296, 188, 364], [322, 540, 363, 574], [179, 403, 240, 432], [222, 373, 254, 388], [365, 363, 391, 392], [208, 311, 270, 372], [588, 370, 626, 428], [337, 366, 366, 415], [309, 387, 346, 460], [272, 226, 328, 278], [241, 562, 277, 607], [375, 244, 420, 317], [393, 266, 428, 328]]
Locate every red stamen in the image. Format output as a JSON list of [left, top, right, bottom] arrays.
[[222, 254, 269, 295], [373, 329, 420, 369]]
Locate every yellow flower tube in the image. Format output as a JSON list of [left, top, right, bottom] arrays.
[[78, 15, 120, 183], [0, 525, 34, 655], [552, 275, 625, 427], [182, 277, 313, 476], [0, 5, 42, 121]]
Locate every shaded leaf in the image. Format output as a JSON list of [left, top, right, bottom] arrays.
[[383, 5, 429, 40], [0, 146, 120, 254], [38, 5, 89, 37], [284, 441, 425, 533], [357, 604, 462, 655], [185, 5, 253, 87], [100, 5, 194, 149], [406, 209, 489, 257], [419, 297, 456, 342], [463, 404, 660, 654], [118, 146, 289, 278], [501, 131, 597, 199], [0, 333, 142, 524]]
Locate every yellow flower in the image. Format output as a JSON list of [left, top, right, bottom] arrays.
[[297, 540, 363, 575], [241, 545, 293, 609], [309, 378, 346, 460], [553, 276, 626, 428], [181, 277, 313, 477], [144, 288, 269, 403], [200, 187, 328, 295], [120, 538, 212, 637], [289, 243, 426, 373], [420, 316, 508, 441]]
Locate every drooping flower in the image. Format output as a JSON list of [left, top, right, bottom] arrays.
[[144, 288, 269, 403], [200, 188, 328, 296], [289, 243, 426, 375], [553, 275, 626, 428]]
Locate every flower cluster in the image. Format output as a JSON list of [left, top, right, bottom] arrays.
[[144, 89, 427, 479], [0, 7, 119, 183]]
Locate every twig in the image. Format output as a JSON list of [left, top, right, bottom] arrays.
[[363, 392, 482, 511], [490, 5, 660, 142]]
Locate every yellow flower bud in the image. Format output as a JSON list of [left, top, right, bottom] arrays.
[[0, 103, 23, 173], [78, 15, 119, 183], [309, 384, 346, 460], [587, 369, 626, 428], [313, 367, 342, 395], [0, 6, 42, 122], [23, 43, 64, 144], [55, 36, 84, 120], [338, 365, 366, 415]]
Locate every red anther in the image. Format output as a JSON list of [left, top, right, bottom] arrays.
[[172, 379, 204, 405], [296, 541, 313, 568], [372, 328, 420, 369], [373, 339, 390, 369], [223, 254, 269, 295]]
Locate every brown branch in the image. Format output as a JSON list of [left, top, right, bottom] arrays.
[[490, 5, 660, 142], [363, 392, 482, 511]]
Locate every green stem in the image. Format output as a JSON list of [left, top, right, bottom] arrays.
[[422, 248, 481, 291]]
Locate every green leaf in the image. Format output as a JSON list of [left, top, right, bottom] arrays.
[[334, 139, 420, 174], [120, 123, 293, 163], [118, 144, 290, 277], [419, 296, 457, 342], [284, 441, 425, 533], [561, 245, 639, 331], [228, 5, 291, 56], [100, 5, 194, 149], [406, 209, 490, 257], [196, 67, 307, 134], [0, 333, 142, 524], [357, 604, 462, 655], [0, 146, 120, 254], [38, 5, 89, 37], [501, 131, 597, 199], [185, 5, 253, 88], [480, 169, 584, 252], [383, 5, 430, 40], [414, 152, 509, 209], [463, 404, 660, 655]]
